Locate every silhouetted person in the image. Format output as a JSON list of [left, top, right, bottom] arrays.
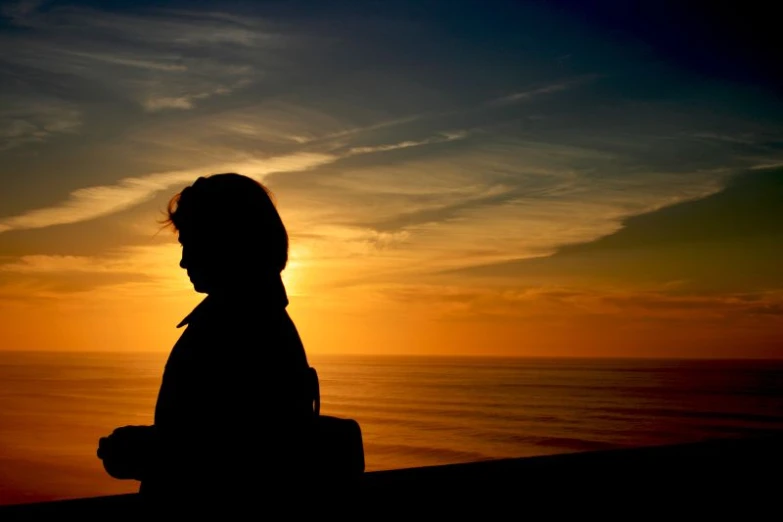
[[97, 173, 317, 513]]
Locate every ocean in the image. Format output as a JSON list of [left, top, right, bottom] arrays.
[[1, 352, 783, 505]]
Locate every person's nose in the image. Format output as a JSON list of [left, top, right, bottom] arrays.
[[179, 247, 188, 270]]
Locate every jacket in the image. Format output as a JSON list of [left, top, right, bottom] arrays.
[[140, 274, 314, 505]]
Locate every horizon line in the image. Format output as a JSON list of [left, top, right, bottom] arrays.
[[1, 349, 783, 361]]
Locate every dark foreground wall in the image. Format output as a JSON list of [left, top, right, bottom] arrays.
[[3, 436, 781, 518]]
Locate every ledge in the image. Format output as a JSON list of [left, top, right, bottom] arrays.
[[3, 435, 781, 517]]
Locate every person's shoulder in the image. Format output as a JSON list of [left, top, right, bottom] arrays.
[[175, 296, 212, 328]]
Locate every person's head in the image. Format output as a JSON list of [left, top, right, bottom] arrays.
[[165, 173, 288, 294]]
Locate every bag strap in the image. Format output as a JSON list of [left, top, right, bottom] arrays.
[[309, 366, 321, 417]]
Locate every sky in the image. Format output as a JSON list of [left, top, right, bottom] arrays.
[[0, 0, 781, 357]]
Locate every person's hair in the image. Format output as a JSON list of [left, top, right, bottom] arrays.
[[164, 173, 288, 273]]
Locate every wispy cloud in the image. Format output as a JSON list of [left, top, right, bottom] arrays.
[[0, 99, 81, 150], [749, 161, 783, 171], [60, 50, 188, 72], [0, 122, 475, 233], [118, 100, 355, 157], [0, 152, 333, 233], [143, 97, 196, 112], [490, 75, 599, 105], [358, 282, 783, 323], [0, 3, 290, 116], [302, 115, 428, 144], [0, 254, 125, 273], [346, 131, 468, 155], [142, 81, 248, 112], [268, 137, 732, 293], [270, 77, 592, 151], [493, 83, 572, 104], [0, 244, 191, 297]]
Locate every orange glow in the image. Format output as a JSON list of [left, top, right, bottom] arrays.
[[2, 259, 782, 358]]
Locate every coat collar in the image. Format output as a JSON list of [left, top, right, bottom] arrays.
[[176, 296, 212, 328], [176, 273, 289, 328]]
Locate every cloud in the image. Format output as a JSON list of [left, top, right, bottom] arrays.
[[0, 152, 334, 233], [0, 99, 81, 150], [346, 130, 468, 155], [143, 97, 196, 111], [304, 115, 428, 144], [365, 281, 783, 324], [58, 50, 189, 72], [0, 244, 190, 297], [0, 254, 122, 273], [2, 3, 781, 298], [282, 137, 728, 284], [116, 100, 356, 158], [750, 161, 783, 170], [490, 75, 598, 105], [0, 4, 289, 114], [275, 76, 588, 149], [0, 115, 475, 233], [448, 168, 783, 294], [141, 82, 245, 112]]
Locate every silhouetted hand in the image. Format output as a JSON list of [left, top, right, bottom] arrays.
[[97, 425, 157, 480]]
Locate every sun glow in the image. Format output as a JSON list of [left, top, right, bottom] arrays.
[[282, 244, 308, 297], [282, 262, 301, 297]]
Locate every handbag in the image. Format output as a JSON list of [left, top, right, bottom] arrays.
[[306, 367, 365, 482]]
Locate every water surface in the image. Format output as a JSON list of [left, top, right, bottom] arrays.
[[2, 352, 782, 505]]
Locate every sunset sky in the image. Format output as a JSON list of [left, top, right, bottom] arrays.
[[1, 1, 781, 357]]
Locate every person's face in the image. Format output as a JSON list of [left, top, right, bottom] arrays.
[[178, 228, 222, 294]]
